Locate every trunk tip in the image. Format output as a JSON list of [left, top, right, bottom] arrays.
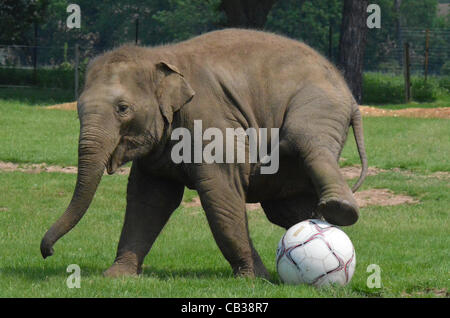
[[40, 238, 54, 259]]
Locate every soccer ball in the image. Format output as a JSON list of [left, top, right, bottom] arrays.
[[276, 219, 356, 287]]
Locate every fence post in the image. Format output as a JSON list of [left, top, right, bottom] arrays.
[[403, 42, 411, 103], [424, 29, 429, 82], [33, 22, 38, 85], [74, 44, 79, 101], [328, 24, 332, 62], [135, 18, 139, 45]]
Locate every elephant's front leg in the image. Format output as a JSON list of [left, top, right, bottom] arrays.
[[104, 162, 184, 277], [195, 165, 269, 279]]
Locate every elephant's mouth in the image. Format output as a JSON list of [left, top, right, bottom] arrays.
[[106, 135, 154, 175], [106, 140, 126, 175], [106, 156, 118, 175]]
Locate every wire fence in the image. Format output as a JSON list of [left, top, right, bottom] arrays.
[[365, 27, 450, 76], [0, 44, 88, 98], [0, 27, 448, 99]]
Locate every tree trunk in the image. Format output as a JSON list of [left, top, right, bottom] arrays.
[[338, 0, 368, 104], [220, 0, 278, 29]]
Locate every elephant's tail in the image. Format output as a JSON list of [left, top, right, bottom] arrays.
[[350, 105, 368, 192]]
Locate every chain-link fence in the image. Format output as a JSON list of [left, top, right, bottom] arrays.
[[1, 26, 448, 101], [0, 45, 71, 92], [364, 27, 450, 76]]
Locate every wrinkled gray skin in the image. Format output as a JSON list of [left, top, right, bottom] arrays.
[[41, 29, 367, 278]]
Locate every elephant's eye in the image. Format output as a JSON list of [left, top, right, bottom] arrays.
[[116, 103, 129, 114]]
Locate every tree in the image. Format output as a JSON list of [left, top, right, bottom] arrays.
[[152, 0, 224, 43], [266, 0, 341, 58], [338, 0, 368, 104], [219, 0, 278, 28], [0, 0, 49, 44]]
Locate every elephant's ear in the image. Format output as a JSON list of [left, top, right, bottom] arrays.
[[156, 61, 195, 124]]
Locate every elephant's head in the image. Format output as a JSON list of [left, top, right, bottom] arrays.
[[40, 47, 195, 258]]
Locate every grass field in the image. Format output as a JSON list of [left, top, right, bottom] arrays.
[[0, 88, 448, 297]]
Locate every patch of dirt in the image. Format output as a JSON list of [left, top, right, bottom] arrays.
[[340, 166, 386, 180], [359, 105, 450, 119], [354, 188, 418, 208], [44, 102, 77, 110], [182, 196, 201, 208], [401, 288, 448, 298], [429, 171, 450, 180], [43, 102, 449, 119], [389, 167, 450, 180]]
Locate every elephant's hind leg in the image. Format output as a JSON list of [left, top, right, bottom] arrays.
[[282, 97, 359, 226], [261, 194, 318, 229], [104, 162, 184, 277], [301, 144, 358, 226]]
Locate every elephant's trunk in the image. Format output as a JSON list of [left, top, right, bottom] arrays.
[[41, 116, 118, 259]]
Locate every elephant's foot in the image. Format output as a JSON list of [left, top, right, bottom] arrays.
[[317, 197, 359, 226], [253, 264, 270, 280], [104, 252, 142, 277], [232, 258, 270, 279], [233, 265, 256, 278], [252, 250, 270, 279], [103, 263, 142, 278]]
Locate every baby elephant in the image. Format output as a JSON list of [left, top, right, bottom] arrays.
[[41, 29, 367, 278]]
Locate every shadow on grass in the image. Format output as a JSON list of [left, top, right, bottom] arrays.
[[0, 263, 104, 281], [141, 266, 281, 284], [1, 263, 281, 285], [141, 266, 232, 280]]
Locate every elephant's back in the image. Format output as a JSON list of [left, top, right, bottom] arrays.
[[166, 29, 327, 69]]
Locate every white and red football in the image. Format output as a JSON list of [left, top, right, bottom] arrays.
[[276, 219, 356, 287]]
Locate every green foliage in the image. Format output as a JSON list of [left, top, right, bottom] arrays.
[[377, 60, 402, 73], [364, 0, 398, 71], [400, 0, 439, 29], [2, 0, 448, 96], [152, 0, 225, 43], [0, 68, 73, 89], [0, 87, 73, 105], [362, 72, 446, 104], [363, 72, 405, 104], [438, 76, 450, 91], [441, 61, 450, 76], [0, 0, 50, 44], [266, 0, 342, 59], [411, 78, 438, 102]]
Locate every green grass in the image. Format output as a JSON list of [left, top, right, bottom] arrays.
[[0, 92, 79, 166], [0, 88, 449, 297], [0, 170, 448, 297], [342, 117, 450, 173]]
